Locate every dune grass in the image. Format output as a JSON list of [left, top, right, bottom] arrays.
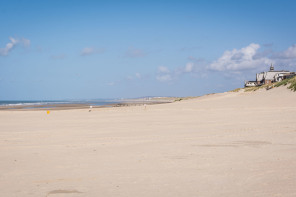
[[230, 88, 242, 92], [229, 76, 296, 92], [244, 84, 270, 92], [274, 76, 296, 91]]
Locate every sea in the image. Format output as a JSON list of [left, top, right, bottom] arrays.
[[0, 100, 119, 108]]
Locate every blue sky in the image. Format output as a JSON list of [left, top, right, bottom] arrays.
[[1, 0, 296, 100]]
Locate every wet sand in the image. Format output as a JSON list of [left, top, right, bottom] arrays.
[[0, 87, 296, 196], [0, 99, 172, 111]]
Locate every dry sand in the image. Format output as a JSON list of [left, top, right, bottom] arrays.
[[0, 87, 296, 197]]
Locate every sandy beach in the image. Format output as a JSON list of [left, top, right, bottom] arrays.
[[1, 86, 296, 197]]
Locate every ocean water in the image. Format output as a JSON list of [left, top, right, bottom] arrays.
[[0, 100, 118, 107]]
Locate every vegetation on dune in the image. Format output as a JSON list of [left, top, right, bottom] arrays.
[[229, 76, 296, 92], [230, 88, 242, 92], [244, 84, 270, 92], [244, 87, 259, 92], [288, 78, 296, 91], [274, 78, 290, 87], [274, 76, 296, 91], [173, 96, 200, 102], [174, 98, 183, 102]]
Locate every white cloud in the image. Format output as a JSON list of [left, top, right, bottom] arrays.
[[0, 37, 30, 56], [184, 62, 194, 72], [273, 44, 296, 59], [178, 61, 207, 78], [207, 43, 296, 73], [203, 43, 296, 84], [156, 62, 205, 82], [154, 43, 296, 83], [81, 47, 94, 56], [208, 43, 271, 71], [156, 66, 173, 82], [178, 57, 207, 76]]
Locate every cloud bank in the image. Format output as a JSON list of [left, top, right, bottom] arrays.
[[208, 43, 271, 71], [273, 44, 296, 59], [156, 43, 296, 83], [208, 43, 296, 72]]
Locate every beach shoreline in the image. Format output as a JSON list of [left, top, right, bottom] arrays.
[[0, 98, 175, 111]]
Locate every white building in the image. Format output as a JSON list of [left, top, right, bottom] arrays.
[[244, 81, 257, 87], [245, 64, 295, 87]]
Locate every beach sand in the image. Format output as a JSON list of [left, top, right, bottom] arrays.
[[0, 86, 296, 197]]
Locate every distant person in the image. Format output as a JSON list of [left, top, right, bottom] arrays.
[[89, 105, 92, 112]]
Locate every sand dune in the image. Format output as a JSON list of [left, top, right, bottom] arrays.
[[1, 86, 296, 197]]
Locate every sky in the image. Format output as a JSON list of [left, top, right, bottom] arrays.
[[1, 0, 296, 100]]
